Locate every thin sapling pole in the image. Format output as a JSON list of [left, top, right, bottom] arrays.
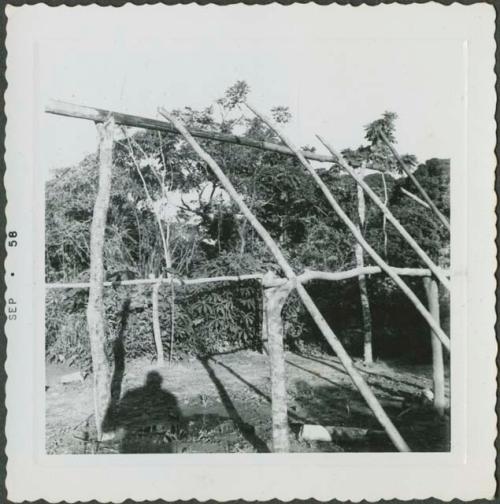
[[152, 276, 165, 365], [355, 167, 373, 364]]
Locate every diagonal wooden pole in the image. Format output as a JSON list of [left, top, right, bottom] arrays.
[[378, 129, 450, 231], [316, 135, 450, 291], [245, 103, 449, 352], [159, 106, 411, 452], [401, 187, 431, 209]]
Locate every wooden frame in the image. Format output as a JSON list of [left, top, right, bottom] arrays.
[[46, 99, 451, 453]]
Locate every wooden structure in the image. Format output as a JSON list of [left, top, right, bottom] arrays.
[[46, 98, 450, 452]]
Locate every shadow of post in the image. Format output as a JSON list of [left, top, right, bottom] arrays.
[[199, 357, 270, 453], [103, 298, 130, 433]]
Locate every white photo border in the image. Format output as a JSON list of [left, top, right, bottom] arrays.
[[4, 3, 497, 501]]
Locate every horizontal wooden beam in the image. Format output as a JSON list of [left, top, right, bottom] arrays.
[[45, 99, 336, 164], [45, 273, 264, 290], [45, 266, 446, 290], [300, 266, 441, 283]]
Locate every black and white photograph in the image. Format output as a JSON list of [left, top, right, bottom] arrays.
[[4, 3, 496, 501]]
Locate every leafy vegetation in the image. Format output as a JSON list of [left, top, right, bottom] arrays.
[[46, 83, 450, 367]]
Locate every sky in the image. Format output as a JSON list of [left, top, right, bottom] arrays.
[[26, 4, 466, 178]]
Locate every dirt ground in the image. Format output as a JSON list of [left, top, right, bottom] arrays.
[[46, 350, 450, 454]]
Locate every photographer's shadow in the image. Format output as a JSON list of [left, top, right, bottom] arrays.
[[104, 370, 185, 453], [102, 298, 184, 453]]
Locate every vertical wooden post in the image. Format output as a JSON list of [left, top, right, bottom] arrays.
[[263, 271, 293, 452], [169, 279, 175, 364], [423, 276, 446, 416], [86, 117, 114, 439], [355, 170, 373, 364], [152, 276, 165, 365]]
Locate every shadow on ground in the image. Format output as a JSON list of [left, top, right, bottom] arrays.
[[47, 348, 450, 454]]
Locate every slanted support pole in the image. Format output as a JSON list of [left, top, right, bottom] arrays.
[[316, 136, 450, 292], [86, 117, 114, 439], [423, 277, 446, 416], [263, 271, 294, 452], [378, 129, 450, 231], [152, 276, 165, 365], [244, 104, 449, 351], [159, 106, 410, 452]]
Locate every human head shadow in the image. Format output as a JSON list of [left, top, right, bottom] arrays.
[[103, 370, 185, 453], [199, 356, 270, 453]]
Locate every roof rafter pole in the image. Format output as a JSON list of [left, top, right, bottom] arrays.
[[378, 129, 450, 231], [45, 99, 336, 164], [158, 106, 410, 453], [246, 103, 450, 352], [401, 187, 431, 209], [316, 135, 450, 291]]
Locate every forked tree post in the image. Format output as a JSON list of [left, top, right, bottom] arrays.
[[263, 271, 294, 452], [152, 276, 165, 365], [86, 117, 115, 439], [423, 276, 446, 416]]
